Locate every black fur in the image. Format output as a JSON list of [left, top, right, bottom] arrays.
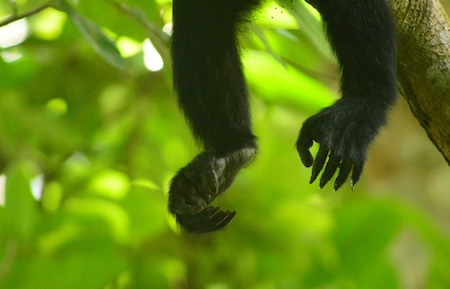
[[169, 0, 397, 233]]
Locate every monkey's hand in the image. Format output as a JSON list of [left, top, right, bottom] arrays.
[[296, 99, 388, 190], [168, 148, 255, 233]]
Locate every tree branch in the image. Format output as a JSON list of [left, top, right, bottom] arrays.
[[0, 3, 52, 27], [387, 0, 450, 165]]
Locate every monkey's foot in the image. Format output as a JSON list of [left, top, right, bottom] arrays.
[[296, 99, 388, 190], [168, 148, 256, 233]]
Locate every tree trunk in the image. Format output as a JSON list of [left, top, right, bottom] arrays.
[[387, 0, 450, 165]]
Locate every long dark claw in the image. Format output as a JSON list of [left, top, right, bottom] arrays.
[[351, 162, 364, 188], [204, 207, 236, 229], [175, 206, 236, 234], [319, 154, 340, 188], [310, 145, 328, 184], [334, 161, 352, 191], [297, 127, 314, 167]]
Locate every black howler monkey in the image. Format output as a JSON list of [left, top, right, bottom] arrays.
[[168, 0, 397, 233]]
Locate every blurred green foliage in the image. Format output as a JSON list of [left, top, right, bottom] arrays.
[[0, 0, 449, 288]]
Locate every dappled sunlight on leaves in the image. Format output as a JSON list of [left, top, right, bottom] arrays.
[[0, 0, 448, 288]]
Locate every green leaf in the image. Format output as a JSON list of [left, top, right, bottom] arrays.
[[245, 50, 335, 112], [279, 0, 333, 59], [1, 239, 127, 289], [56, 0, 127, 68]]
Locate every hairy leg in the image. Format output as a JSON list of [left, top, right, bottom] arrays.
[[169, 0, 262, 233], [297, 0, 397, 190]]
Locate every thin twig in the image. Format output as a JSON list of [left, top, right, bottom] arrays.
[[0, 3, 52, 27]]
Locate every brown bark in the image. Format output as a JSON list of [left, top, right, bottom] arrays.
[[387, 0, 450, 165]]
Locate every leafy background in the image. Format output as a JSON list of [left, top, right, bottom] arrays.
[[0, 0, 449, 288]]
